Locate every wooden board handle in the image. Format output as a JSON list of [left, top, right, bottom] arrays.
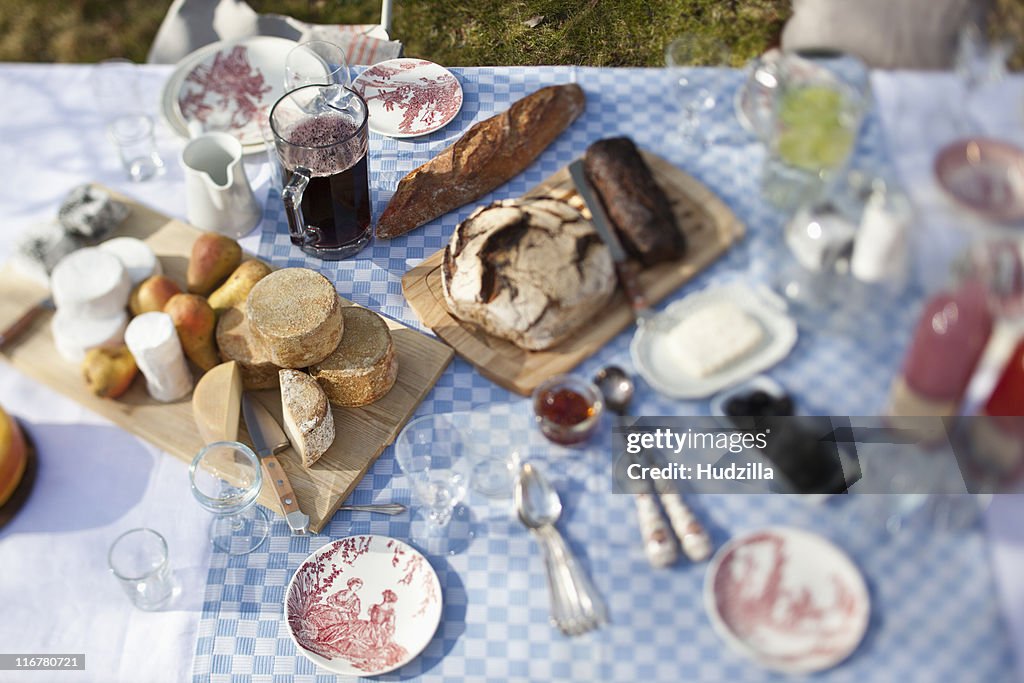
[[0, 300, 50, 350]]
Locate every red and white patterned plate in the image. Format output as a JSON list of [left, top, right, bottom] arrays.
[[934, 138, 1024, 225], [164, 36, 295, 149], [353, 58, 463, 138], [285, 535, 443, 677], [704, 527, 870, 674]]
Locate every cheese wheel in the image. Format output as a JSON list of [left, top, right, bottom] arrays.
[[667, 302, 765, 378], [99, 236, 162, 285], [51, 308, 128, 363], [215, 305, 281, 390], [311, 307, 398, 407], [50, 247, 132, 318], [124, 312, 193, 402], [246, 268, 343, 368], [280, 369, 334, 468]]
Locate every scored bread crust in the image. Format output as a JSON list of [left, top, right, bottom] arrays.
[[280, 369, 334, 468], [246, 268, 343, 369], [441, 197, 615, 351], [376, 84, 586, 239], [310, 307, 398, 407]]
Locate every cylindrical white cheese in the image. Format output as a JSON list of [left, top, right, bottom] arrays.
[[50, 247, 132, 318], [98, 236, 162, 285], [124, 312, 193, 402], [51, 308, 128, 363]]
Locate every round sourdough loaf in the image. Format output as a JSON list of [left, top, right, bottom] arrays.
[[246, 268, 343, 368], [441, 197, 615, 351], [215, 305, 281, 390], [0, 405, 28, 507], [311, 307, 398, 407]]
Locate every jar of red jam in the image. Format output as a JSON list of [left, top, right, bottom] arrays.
[[532, 374, 604, 446]]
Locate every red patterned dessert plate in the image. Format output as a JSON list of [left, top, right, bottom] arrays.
[[162, 36, 296, 151], [285, 535, 443, 676], [935, 138, 1024, 225], [704, 527, 870, 674], [353, 59, 463, 138]]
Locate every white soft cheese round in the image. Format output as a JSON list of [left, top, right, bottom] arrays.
[[124, 312, 193, 402], [50, 247, 132, 318], [51, 308, 128, 363], [98, 236, 162, 285]]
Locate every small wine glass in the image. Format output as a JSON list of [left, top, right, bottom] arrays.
[[956, 22, 1014, 132], [394, 414, 475, 555], [664, 34, 732, 148], [189, 441, 269, 555], [285, 40, 351, 92]]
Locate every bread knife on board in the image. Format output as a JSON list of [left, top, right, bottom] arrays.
[[241, 392, 310, 535], [568, 160, 649, 317]]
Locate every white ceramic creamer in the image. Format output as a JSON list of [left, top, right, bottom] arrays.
[[181, 132, 260, 238]]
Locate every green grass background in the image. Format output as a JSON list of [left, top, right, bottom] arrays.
[[0, 0, 1019, 68]]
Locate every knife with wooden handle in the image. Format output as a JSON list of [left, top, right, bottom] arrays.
[[241, 392, 310, 535], [0, 298, 53, 350]]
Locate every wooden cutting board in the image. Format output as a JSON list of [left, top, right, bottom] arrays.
[[402, 152, 744, 396], [0, 187, 453, 534]]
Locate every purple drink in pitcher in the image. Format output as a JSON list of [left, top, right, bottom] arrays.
[[271, 85, 371, 260]]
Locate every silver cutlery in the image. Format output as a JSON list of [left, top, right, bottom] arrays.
[[337, 503, 407, 515], [595, 365, 712, 564], [515, 462, 607, 636]]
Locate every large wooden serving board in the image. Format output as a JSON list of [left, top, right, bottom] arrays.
[[402, 152, 745, 396], [0, 187, 453, 534]]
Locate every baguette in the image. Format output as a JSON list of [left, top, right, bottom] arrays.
[[376, 83, 586, 239]]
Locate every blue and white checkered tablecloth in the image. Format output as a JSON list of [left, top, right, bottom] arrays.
[[192, 67, 1017, 682]]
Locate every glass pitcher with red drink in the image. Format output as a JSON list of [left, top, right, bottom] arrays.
[[269, 84, 371, 259]]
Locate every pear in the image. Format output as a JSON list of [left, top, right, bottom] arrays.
[[164, 293, 219, 371], [81, 346, 138, 399], [129, 275, 182, 316], [186, 233, 242, 295], [207, 260, 272, 314]]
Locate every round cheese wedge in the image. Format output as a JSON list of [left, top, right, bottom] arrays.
[[51, 308, 128, 363], [215, 305, 280, 390], [50, 247, 132, 319], [280, 369, 334, 468], [311, 307, 398, 407], [247, 268, 343, 369], [0, 405, 28, 508], [99, 236, 162, 285]]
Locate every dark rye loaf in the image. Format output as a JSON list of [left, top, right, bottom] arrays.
[[583, 137, 686, 266]]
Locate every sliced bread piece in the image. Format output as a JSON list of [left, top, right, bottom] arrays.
[[279, 369, 334, 468]]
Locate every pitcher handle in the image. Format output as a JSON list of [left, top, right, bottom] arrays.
[[282, 166, 320, 247]]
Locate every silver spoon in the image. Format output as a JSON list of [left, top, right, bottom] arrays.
[[594, 365, 712, 563], [515, 462, 606, 635], [338, 503, 406, 515]]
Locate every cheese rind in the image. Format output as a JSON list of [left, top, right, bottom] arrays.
[[667, 302, 764, 378], [280, 369, 334, 468], [50, 247, 132, 318], [124, 312, 194, 402], [99, 236, 162, 285], [192, 361, 243, 444], [215, 305, 281, 390], [51, 308, 128, 363], [311, 307, 398, 407], [246, 268, 343, 368]]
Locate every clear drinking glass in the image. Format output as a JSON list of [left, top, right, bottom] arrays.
[[394, 414, 475, 554], [189, 441, 269, 555], [108, 114, 165, 182], [108, 528, 177, 610], [285, 40, 351, 91], [665, 35, 732, 148]]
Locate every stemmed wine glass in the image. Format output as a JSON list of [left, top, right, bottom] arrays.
[[664, 34, 733, 148], [189, 441, 269, 555], [394, 414, 476, 555], [284, 40, 351, 92]]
